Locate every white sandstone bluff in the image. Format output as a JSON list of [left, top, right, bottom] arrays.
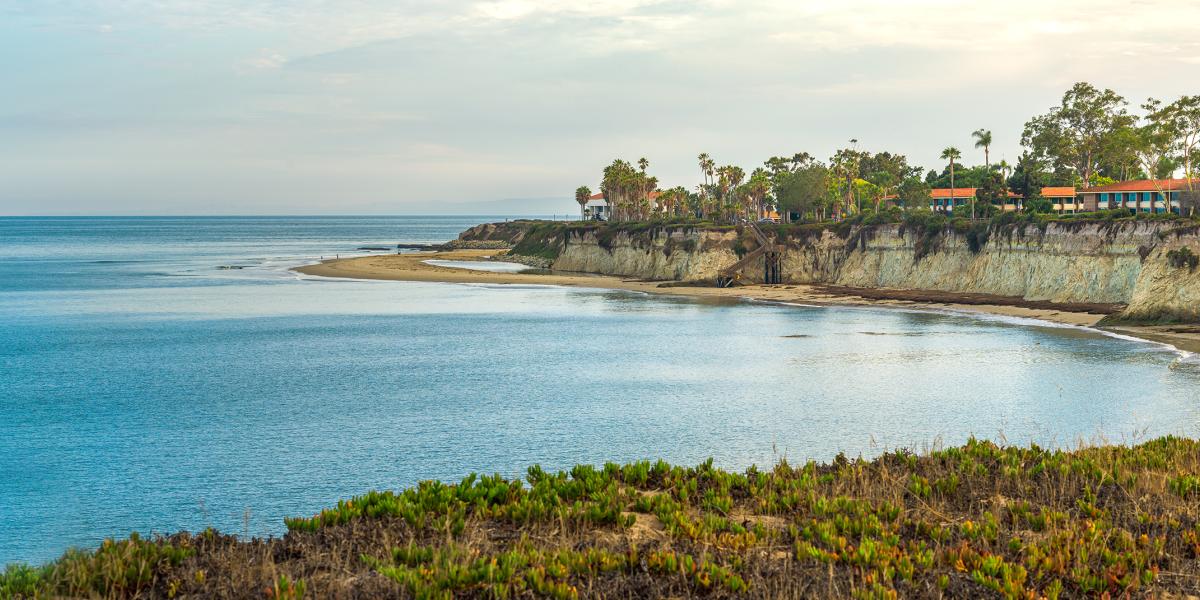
[[462, 220, 1200, 322]]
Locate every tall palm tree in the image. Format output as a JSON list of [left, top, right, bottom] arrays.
[[748, 168, 770, 219], [575, 185, 592, 220], [972, 129, 993, 169], [697, 153, 712, 196], [637, 158, 651, 217], [941, 146, 963, 216]]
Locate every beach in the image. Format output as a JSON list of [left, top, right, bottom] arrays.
[[295, 249, 1200, 353]]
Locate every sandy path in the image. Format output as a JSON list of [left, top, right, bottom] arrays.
[[294, 250, 1200, 354]]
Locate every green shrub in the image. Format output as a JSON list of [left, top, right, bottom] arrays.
[[0, 533, 192, 599], [1166, 247, 1199, 270]]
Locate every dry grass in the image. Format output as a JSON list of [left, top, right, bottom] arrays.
[[4, 437, 1200, 599]]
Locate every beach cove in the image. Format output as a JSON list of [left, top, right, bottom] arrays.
[[5, 216, 1200, 568], [295, 248, 1200, 354]]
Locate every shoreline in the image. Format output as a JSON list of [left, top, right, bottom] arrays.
[[294, 249, 1200, 354]]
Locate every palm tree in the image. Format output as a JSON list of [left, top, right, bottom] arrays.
[[748, 168, 771, 219], [997, 159, 1011, 180], [972, 129, 993, 169], [636, 158, 652, 217], [575, 186, 592, 220], [940, 146, 963, 216], [697, 153, 713, 199]]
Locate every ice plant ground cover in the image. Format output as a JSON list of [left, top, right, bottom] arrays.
[[3, 437, 1199, 599]]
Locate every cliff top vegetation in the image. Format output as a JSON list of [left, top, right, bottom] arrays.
[[4, 437, 1198, 599], [576, 82, 1200, 225]]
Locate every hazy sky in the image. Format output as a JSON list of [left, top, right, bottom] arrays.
[[4, 1, 1200, 215]]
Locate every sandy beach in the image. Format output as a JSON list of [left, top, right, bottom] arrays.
[[295, 249, 1200, 353]]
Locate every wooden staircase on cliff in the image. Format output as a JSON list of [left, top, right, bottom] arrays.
[[716, 221, 783, 288]]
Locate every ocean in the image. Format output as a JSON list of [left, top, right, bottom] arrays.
[[1, 215, 1198, 565]]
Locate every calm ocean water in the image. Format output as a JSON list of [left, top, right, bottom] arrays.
[[2, 216, 1199, 565]]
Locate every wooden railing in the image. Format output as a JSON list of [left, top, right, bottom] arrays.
[[717, 220, 783, 287]]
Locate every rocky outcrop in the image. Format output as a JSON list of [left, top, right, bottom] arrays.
[[455, 221, 539, 247], [462, 220, 1200, 322]]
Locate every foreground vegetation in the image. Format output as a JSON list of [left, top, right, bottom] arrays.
[[4, 437, 1200, 598]]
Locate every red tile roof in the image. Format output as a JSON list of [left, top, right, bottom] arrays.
[[1080, 179, 1200, 193], [1041, 186, 1077, 197], [930, 188, 976, 198], [929, 188, 1020, 199]]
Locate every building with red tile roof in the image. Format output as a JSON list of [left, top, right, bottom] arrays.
[[927, 187, 1020, 212], [1078, 179, 1199, 212]]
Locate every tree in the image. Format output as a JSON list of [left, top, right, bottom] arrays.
[[657, 186, 689, 218], [637, 158, 653, 217], [859, 152, 914, 182], [1150, 95, 1200, 189], [975, 171, 1008, 214], [1021, 82, 1135, 186], [926, 164, 990, 189], [1009, 152, 1048, 205], [600, 158, 657, 222], [761, 152, 823, 221], [1134, 98, 1178, 211], [697, 153, 715, 212], [714, 165, 745, 222], [1023, 197, 1055, 214], [575, 186, 592, 219], [896, 177, 932, 210], [1098, 125, 1144, 182], [996, 159, 1011, 181], [775, 164, 829, 222], [853, 179, 883, 214], [940, 147, 963, 216], [973, 129, 993, 168], [746, 168, 771, 219], [831, 143, 865, 217], [866, 170, 899, 212]]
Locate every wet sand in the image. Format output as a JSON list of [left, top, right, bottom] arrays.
[[294, 250, 1200, 353]]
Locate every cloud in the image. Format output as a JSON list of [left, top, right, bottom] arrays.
[[3, 0, 1200, 213], [239, 49, 287, 70]]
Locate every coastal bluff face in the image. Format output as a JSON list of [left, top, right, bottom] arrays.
[[462, 220, 1200, 322]]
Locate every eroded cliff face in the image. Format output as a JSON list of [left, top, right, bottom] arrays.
[[827, 223, 1156, 304], [538, 221, 1200, 322], [1123, 226, 1200, 322], [552, 228, 742, 281]]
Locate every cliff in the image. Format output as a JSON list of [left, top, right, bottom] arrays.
[[463, 220, 1200, 322]]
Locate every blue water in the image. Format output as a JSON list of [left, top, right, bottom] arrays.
[[2, 216, 1199, 565]]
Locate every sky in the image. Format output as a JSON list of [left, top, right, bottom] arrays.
[[3, 0, 1200, 215]]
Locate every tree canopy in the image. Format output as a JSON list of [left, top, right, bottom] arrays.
[[581, 82, 1200, 224]]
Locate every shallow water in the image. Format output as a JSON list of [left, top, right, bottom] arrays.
[[423, 259, 534, 273], [2, 216, 1199, 565]]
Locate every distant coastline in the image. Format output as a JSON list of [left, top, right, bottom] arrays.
[[293, 249, 1200, 354]]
